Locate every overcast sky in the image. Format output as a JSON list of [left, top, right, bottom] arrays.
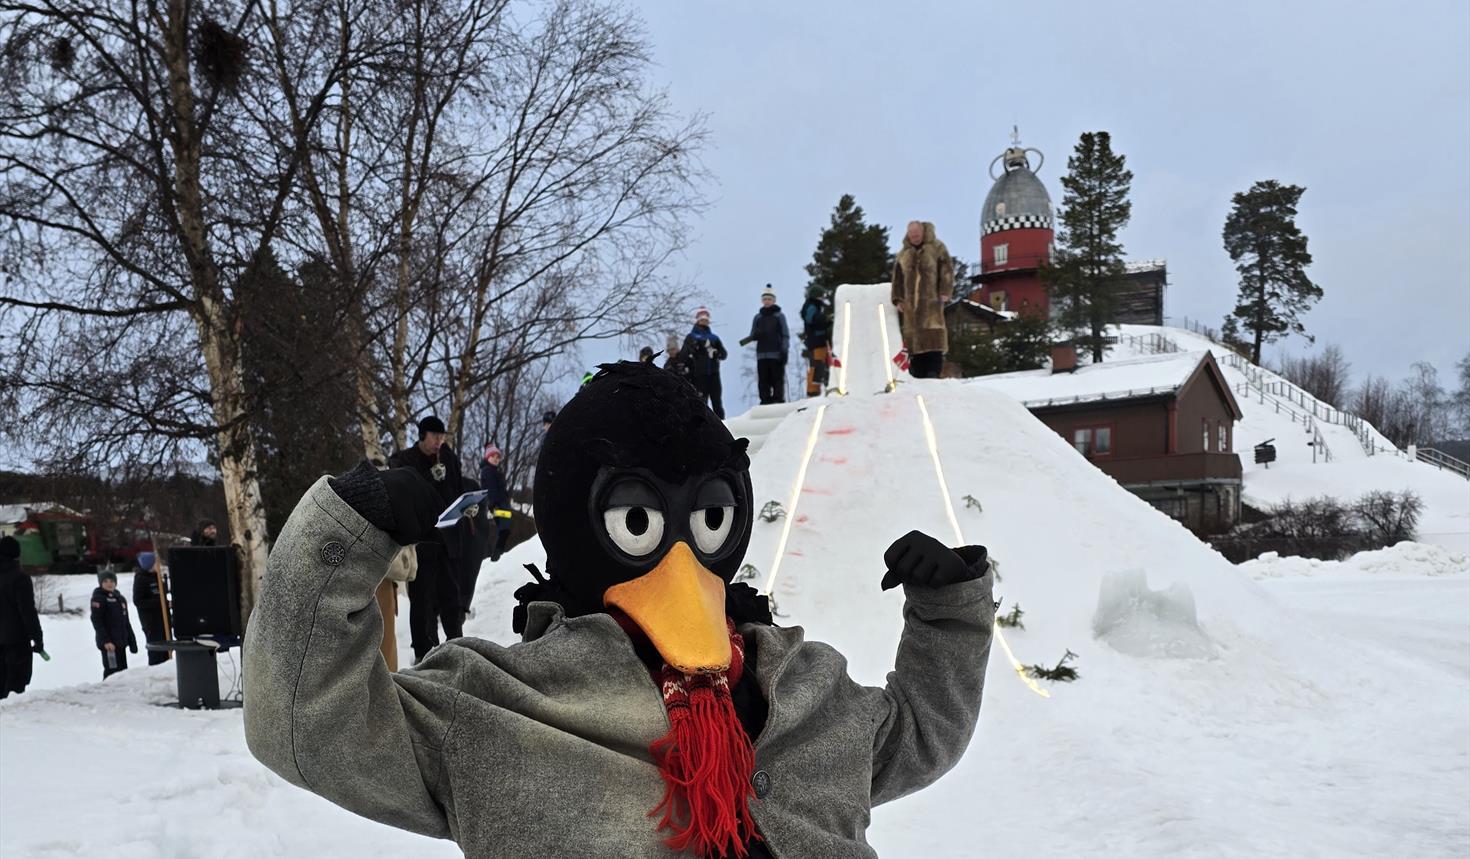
[[610, 0, 1469, 415]]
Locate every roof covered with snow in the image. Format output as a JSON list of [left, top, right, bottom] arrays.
[[963, 350, 1210, 408]]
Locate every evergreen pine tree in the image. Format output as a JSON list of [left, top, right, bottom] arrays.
[[1221, 180, 1321, 365], [1042, 132, 1133, 363], [805, 194, 894, 306]]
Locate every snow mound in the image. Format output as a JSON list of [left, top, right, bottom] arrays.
[[1242, 541, 1470, 579], [1092, 569, 1218, 659]]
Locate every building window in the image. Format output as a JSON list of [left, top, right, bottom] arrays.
[[1217, 422, 1229, 453], [994, 202, 1006, 217], [989, 290, 1006, 311], [1072, 425, 1112, 457], [994, 243, 1009, 266], [1202, 419, 1210, 451]]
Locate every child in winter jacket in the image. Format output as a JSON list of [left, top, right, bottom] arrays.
[[91, 571, 138, 678]]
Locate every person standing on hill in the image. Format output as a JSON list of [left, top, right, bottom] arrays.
[[681, 307, 728, 418], [90, 570, 137, 679], [0, 535, 44, 698], [890, 220, 954, 379], [131, 551, 170, 665], [479, 443, 514, 563], [740, 285, 790, 404], [800, 285, 833, 397]]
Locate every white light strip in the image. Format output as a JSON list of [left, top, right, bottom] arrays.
[[761, 403, 828, 597], [914, 394, 1050, 699], [877, 303, 896, 391], [836, 301, 852, 396]]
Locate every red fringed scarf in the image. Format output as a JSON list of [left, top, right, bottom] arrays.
[[614, 614, 761, 858]]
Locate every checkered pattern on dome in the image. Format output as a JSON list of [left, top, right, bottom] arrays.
[[983, 213, 1052, 235]]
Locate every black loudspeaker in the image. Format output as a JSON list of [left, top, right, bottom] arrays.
[[168, 546, 242, 638]]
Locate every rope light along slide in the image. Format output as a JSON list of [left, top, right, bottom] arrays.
[[913, 394, 1051, 699], [760, 403, 829, 597], [876, 304, 897, 393], [834, 301, 852, 396]]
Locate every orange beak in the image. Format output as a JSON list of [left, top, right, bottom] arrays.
[[603, 541, 730, 674]]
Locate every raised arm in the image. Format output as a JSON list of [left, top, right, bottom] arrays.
[[244, 466, 461, 838], [870, 533, 994, 805]]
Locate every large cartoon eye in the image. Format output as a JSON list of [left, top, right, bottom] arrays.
[[602, 506, 665, 558], [690, 506, 735, 554]]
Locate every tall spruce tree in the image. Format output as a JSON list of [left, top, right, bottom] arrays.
[[1042, 131, 1133, 362], [806, 195, 894, 303], [1221, 180, 1321, 364]]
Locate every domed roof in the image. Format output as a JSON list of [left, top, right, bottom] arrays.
[[982, 147, 1053, 236]]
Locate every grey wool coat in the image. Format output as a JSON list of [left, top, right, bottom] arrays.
[[243, 477, 994, 858]]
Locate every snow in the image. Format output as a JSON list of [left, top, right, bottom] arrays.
[[3, 292, 1468, 857], [965, 349, 1207, 407], [1241, 541, 1469, 579]]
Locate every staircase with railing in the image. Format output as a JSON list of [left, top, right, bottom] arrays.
[[1124, 320, 1403, 459], [1415, 447, 1470, 480]]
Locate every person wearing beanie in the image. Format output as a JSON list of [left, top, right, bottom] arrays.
[[638, 345, 656, 364], [738, 285, 791, 404], [388, 415, 464, 661], [244, 361, 993, 858], [91, 570, 138, 679], [0, 535, 45, 698], [680, 306, 728, 418], [132, 551, 170, 665], [190, 519, 219, 547], [479, 443, 513, 564]]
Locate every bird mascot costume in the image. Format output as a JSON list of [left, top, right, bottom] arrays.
[[245, 361, 994, 858]]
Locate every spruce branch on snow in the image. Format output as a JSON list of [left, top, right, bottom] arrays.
[[996, 603, 1025, 630], [759, 501, 787, 523], [1025, 649, 1080, 682]]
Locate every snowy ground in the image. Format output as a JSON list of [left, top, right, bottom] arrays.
[[2, 294, 1467, 857]]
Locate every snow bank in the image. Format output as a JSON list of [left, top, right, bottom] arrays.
[[1242, 541, 1470, 579], [1092, 570, 1218, 659]]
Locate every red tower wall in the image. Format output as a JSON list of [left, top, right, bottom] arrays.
[[977, 227, 1052, 317]]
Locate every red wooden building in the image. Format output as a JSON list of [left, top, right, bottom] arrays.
[[968, 350, 1245, 535]]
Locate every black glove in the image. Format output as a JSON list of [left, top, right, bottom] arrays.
[[379, 467, 445, 546], [880, 530, 987, 591], [129, 642, 138, 654], [31, 642, 44, 654]]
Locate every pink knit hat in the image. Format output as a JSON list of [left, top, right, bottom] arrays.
[[693, 306, 711, 324]]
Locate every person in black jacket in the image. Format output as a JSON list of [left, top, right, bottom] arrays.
[[739, 285, 790, 404], [387, 415, 465, 662], [90, 570, 138, 679], [680, 307, 728, 418], [189, 520, 218, 547], [131, 551, 169, 665], [800, 285, 833, 397], [0, 535, 44, 698], [479, 443, 513, 563]]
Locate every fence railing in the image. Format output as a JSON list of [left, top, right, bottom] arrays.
[[1416, 447, 1470, 480]]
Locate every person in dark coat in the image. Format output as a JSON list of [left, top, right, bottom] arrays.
[[90, 570, 138, 679], [680, 306, 727, 418], [190, 520, 219, 547], [131, 551, 170, 665], [388, 415, 464, 662], [800, 285, 833, 397], [739, 285, 790, 405], [0, 535, 44, 698], [479, 443, 513, 563]]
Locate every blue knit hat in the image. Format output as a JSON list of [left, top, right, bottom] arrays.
[[138, 552, 157, 572]]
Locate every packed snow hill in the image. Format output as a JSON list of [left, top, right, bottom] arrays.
[[1, 284, 1466, 857]]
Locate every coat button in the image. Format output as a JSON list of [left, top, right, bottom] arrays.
[[320, 542, 347, 566], [751, 769, 771, 798]]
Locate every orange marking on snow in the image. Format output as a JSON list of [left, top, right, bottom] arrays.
[[825, 427, 856, 436], [795, 515, 810, 525]]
